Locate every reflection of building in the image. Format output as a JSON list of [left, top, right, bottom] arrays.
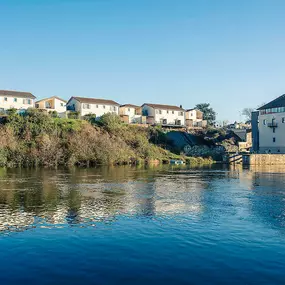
[[0, 212, 35, 232]]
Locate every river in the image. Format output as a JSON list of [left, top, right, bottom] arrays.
[[0, 165, 285, 284]]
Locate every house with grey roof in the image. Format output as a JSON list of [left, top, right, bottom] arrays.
[[66, 97, 120, 118], [254, 94, 285, 153], [142, 103, 185, 126], [0, 90, 35, 111]]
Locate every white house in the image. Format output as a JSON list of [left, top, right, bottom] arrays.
[[35, 96, 67, 117], [255, 94, 285, 153], [0, 90, 35, 112], [66, 97, 120, 118], [141, 103, 185, 126], [119, 104, 145, 124], [185, 108, 207, 128]]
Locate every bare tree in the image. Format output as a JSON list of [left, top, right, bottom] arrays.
[[242, 108, 254, 121]]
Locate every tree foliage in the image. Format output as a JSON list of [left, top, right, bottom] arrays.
[[194, 103, 216, 125]]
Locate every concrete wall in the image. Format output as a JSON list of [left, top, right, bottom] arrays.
[[243, 154, 285, 165], [258, 112, 285, 153], [0, 95, 34, 110]]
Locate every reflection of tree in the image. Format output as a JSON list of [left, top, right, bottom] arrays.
[[0, 164, 236, 234], [248, 170, 285, 232], [66, 189, 81, 224]]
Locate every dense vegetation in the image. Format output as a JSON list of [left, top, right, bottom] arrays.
[[0, 109, 212, 167]]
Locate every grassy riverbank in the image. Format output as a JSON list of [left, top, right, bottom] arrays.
[[0, 109, 213, 167]]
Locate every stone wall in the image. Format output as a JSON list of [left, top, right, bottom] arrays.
[[243, 154, 285, 165]]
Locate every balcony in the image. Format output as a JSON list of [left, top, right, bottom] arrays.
[[268, 122, 278, 128]]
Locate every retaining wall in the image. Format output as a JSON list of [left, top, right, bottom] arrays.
[[243, 154, 285, 165]]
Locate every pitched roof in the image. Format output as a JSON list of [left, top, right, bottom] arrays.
[[70, 97, 120, 106], [185, 108, 203, 113], [120, 104, 140, 108], [257, 94, 285, 110], [142, 103, 184, 111], [0, 90, 35, 99], [36, 96, 67, 104]]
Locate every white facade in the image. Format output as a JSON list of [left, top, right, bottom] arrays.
[[142, 104, 185, 126], [185, 109, 201, 121], [0, 91, 35, 111], [119, 105, 142, 123], [258, 112, 285, 153], [36, 96, 66, 117], [67, 97, 119, 118], [185, 109, 207, 128]]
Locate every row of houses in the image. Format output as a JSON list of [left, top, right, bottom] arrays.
[[0, 90, 207, 128]]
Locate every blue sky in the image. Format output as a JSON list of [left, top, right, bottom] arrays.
[[1, 0, 285, 122]]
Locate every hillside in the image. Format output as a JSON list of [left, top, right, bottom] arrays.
[[0, 109, 215, 167]]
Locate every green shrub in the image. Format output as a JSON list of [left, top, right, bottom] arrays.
[[68, 111, 80, 119]]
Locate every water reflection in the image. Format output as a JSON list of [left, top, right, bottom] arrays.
[[1, 165, 285, 234]]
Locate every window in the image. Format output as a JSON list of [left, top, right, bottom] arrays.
[[172, 111, 174, 114], [24, 99, 31, 104], [159, 110, 162, 114], [179, 111, 184, 116], [282, 118, 285, 123], [103, 105, 105, 109], [4, 97, 7, 102], [83, 103, 90, 109], [167, 110, 169, 114], [36, 103, 39, 108], [14, 98, 17, 102], [60, 103, 64, 107], [113, 106, 116, 111], [263, 119, 267, 125], [273, 137, 276, 143], [96, 105, 98, 108], [128, 108, 130, 112]]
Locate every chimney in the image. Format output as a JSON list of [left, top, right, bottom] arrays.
[[180, 104, 182, 108]]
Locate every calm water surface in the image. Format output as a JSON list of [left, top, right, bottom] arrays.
[[0, 165, 285, 284]]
